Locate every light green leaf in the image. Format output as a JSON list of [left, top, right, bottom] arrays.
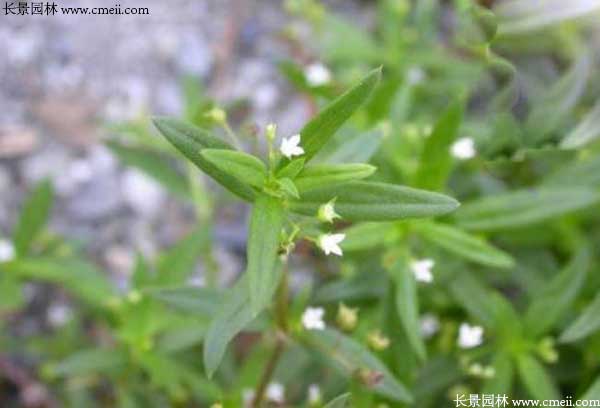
[[247, 194, 285, 314], [581, 376, 600, 400], [516, 354, 560, 400], [51, 348, 127, 377], [5, 258, 114, 306], [560, 292, 600, 343], [201, 149, 267, 188], [414, 221, 515, 268], [152, 117, 255, 201], [561, 99, 600, 149], [313, 127, 384, 165], [292, 68, 381, 163], [277, 177, 300, 199], [107, 141, 189, 199], [389, 259, 426, 361], [294, 164, 376, 193], [14, 179, 53, 257], [525, 247, 590, 338], [482, 353, 513, 395], [155, 227, 209, 286], [290, 181, 459, 222], [543, 154, 600, 188], [454, 188, 600, 231], [276, 158, 305, 179], [415, 101, 464, 190], [305, 328, 413, 403], [341, 223, 396, 252], [148, 287, 221, 316], [203, 271, 281, 378], [324, 393, 351, 408]]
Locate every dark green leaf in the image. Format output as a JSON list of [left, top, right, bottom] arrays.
[[14, 179, 53, 257], [247, 194, 285, 313], [290, 181, 459, 222], [516, 354, 559, 400], [482, 353, 513, 394], [51, 348, 127, 377], [581, 376, 600, 400], [201, 149, 267, 188], [454, 188, 600, 231], [155, 227, 209, 286], [148, 287, 221, 316], [560, 292, 600, 343], [152, 117, 255, 201], [294, 164, 376, 193]]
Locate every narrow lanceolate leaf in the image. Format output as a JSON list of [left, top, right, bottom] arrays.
[[543, 154, 600, 189], [292, 68, 381, 163], [561, 99, 600, 149], [341, 222, 396, 252], [560, 293, 600, 343], [415, 101, 464, 190], [517, 354, 560, 400], [525, 247, 590, 338], [203, 272, 281, 378], [482, 353, 513, 395], [106, 141, 189, 199], [414, 222, 514, 268], [149, 287, 221, 316], [201, 149, 267, 188], [454, 188, 600, 231], [14, 179, 53, 257], [155, 227, 210, 286], [323, 393, 351, 408], [581, 376, 600, 400], [51, 348, 127, 377], [294, 164, 376, 193], [152, 117, 255, 201], [247, 194, 285, 314], [305, 328, 413, 403], [389, 259, 426, 361], [276, 158, 305, 179], [290, 181, 459, 222]]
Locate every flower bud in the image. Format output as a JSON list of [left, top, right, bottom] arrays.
[[266, 123, 277, 142], [367, 330, 390, 351], [317, 199, 340, 223], [336, 303, 358, 332], [537, 337, 558, 363], [205, 107, 227, 124]]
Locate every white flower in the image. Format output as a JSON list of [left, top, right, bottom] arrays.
[[308, 384, 321, 404], [318, 233, 345, 256], [317, 199, 340, 223], [420, 313, 440, 338], [451, 137, 476, 160], [280, 134, 305, 159], [0, 240, 15, 263], [410, 258, 434, 283], [47, 302, 72, 328], [266, 382, 285, 403], [406, 66, 425, 85], [242, 388, 255, 407], [302, 307, 326, 330], [305, 63, 331, 87], [458, 323, 484, 349]]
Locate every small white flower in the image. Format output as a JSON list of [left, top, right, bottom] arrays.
[[0, 240, 15, 263], [266, 382, 285, 403], [47, 303, 72, 328], [318, 233, 345, 256], [318, 199, 340, 223], [308, 384, 321, 404], [302, 307, 326, 330], [406, 66, 425, 85], [242, 388, 255, 407], [420, 313, 440, 338], [280, 134, 305, 159], [451, 137, 476, 160], [458, 323, 484, 349], [305, 63, 331, 87], [410, 258, 435, 283]]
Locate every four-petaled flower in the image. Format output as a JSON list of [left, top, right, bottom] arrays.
[[302, 307, 326, 330], [266, 382, 285, 403], [410, 258, 435, 283], [318, 233, 345, 256], [305, 63, 331, 87], [280, 134, 305, 159], [451, 137, 476, 160], [0, 240, 15, 263], [458, 323, 484, 348]]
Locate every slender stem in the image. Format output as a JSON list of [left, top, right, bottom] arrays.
[[251, 336, 285, 407], [223, 121, 243, 150]]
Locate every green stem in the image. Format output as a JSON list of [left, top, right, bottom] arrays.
[[223, 121, 243, 150]]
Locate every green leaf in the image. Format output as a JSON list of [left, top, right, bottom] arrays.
[[525, 247, 590, 338], [51, 348, 127, 377], [14, 179, 54, 257], [560, 292, 600, 343], [313, 127, 384, 165], [247, 194, 285, 314], [543, 154, 600, 189], [454, 188, 600, 231], [482, 353, 513, 395], [581, 376, 600, 400], [155, 227, 209, 286], [276, 177, 300, 199], [203, 272, 281, 378], [415, 101, 464, 190], [561, 99, 600, 149], [290, 181, 459, 222], [152, 117, 255, 201], [5, 258, 114, 306], [340, 222, 396, 252], [148, 287, 221, 316], [323, 393, 351, 408], [389, 259, 426, 361], [291, 68, 381, 163], [276, 158, 305, 179], [106, 141, 189, 199], [201, 149, 267, 188], [305, 328, 413, 403], [516, 354, 559, 400], [414, 221, 514, 268], [294, 164, 376, 193]]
